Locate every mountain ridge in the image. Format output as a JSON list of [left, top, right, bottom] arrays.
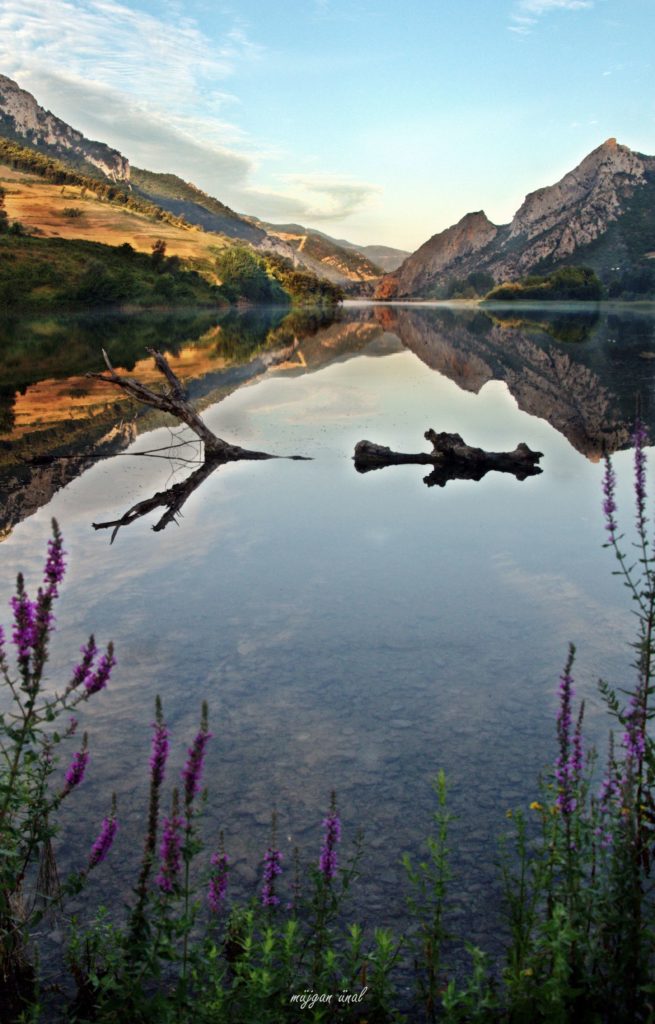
[[376, 138, 655, 299], [0, 74, 384, 285]]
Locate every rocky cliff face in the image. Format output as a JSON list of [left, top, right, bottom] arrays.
[[0, 74, 130, 181], [376, 139, 655, 298], [376, 211, 498, 299]]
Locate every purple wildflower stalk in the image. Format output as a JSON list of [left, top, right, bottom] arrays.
[[208, 838, 229, 913], [622, 689, 646, 765], [319, 792, 342, 881], [181, 701, 211, 808], [43, 519, 66, 599], [135, 698, 169, 908], [63, 733, 89, 794], [602, 456, 618, 545], [156, 789, 184, 893], [88, 795, 118, 869], [69, 636, 98, 692], [150, 698, 169, 788], [595, 735, 620, 849], [555, 645, 578, 816], [261, 811, 283, 907], [10, 582, 37, 680], [85, 643, 116, 696], [262, 847, 283, 906], [633, 420, 648, 538]]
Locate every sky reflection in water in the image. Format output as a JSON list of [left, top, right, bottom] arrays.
[[0, 308, 649, 949]]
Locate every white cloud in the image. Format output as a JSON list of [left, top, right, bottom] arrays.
[[243, 174, 380, 224], [509, 0, 594, 33], [0, 0, 378, 226]]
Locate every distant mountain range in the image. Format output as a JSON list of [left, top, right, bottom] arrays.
[[1, 73, 653, 299], [377, 138, 655, 298], [0, 74, 408, 284]]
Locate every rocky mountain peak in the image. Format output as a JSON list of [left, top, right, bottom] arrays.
[[376, 138, 655, 298], [0, 74, 129, 182], [375, 210, 498, 298]]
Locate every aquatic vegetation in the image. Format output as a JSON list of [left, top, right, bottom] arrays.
[[3, 427, 655, 1020]]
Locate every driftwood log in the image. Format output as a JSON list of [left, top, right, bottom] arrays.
[[354, 430, 543, 487]]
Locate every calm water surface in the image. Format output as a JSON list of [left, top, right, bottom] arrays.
[[1, 302, 654, 952]]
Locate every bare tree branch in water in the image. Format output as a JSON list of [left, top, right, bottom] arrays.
[[89, 348, 276, 461], [89, 347, 309, 539], [353, 429, 543, 486]]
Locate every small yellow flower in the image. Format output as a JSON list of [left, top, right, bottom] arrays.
[[506, 809, 513, 819], [529, 801, 543, 811], [522, 968, 534, 977]]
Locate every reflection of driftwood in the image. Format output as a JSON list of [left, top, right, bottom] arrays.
[[89, 349, 272, 460], [354, 430, 543, 486], [92, 459, 222, 542]]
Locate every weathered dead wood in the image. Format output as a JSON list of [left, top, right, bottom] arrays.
[[88, 348, 282, 461], [92, 459, 222, 541], [353, 430, 543, 485]]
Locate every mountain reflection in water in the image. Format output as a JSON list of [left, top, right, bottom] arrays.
[[1, 302, 654, 537]]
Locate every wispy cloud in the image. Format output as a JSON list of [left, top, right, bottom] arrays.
[[509, 0, 594, 34], [0, 0, 378, 225], [245, 174, 381, 223]]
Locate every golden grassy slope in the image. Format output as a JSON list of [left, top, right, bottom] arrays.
[[0, 166, 231, 263]]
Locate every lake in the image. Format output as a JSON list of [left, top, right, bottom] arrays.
[[1, 300, 654, 957]]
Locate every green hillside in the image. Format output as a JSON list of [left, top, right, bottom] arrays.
[[0, 233, 225, 309], [130, 167, 265, 243]]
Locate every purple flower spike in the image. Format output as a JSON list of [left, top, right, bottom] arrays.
[[156, 811, 185, 893], [596, 742, 621, 851], [319, 800, 342, 881], [150, 720, 169, 788], [261, 846, 283, 906], [181, 708, 212, 806], [555, 647, 579, 815], [633, 420, 648, 534], [89, 809, 118, 868], [208, 851, 229, 912], [85, 644, 115, 696], [43, 523, 66, 598], [10, 589, 37, 673], [623, 692, 646, 764], [602, 456, 618, 543], [71, 637, 98, 690], [64, 743, 89, 793]]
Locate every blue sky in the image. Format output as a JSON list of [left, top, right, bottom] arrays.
[[0, 0, 653, 249]]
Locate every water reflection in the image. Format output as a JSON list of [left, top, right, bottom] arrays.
[[2, 302, 655, 538], [0, 306, 336, 537], [374, 303, 655, 458]]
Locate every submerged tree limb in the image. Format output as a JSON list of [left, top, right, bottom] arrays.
[[88, 348, 279, 461], [353, 429, 543, 486]]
